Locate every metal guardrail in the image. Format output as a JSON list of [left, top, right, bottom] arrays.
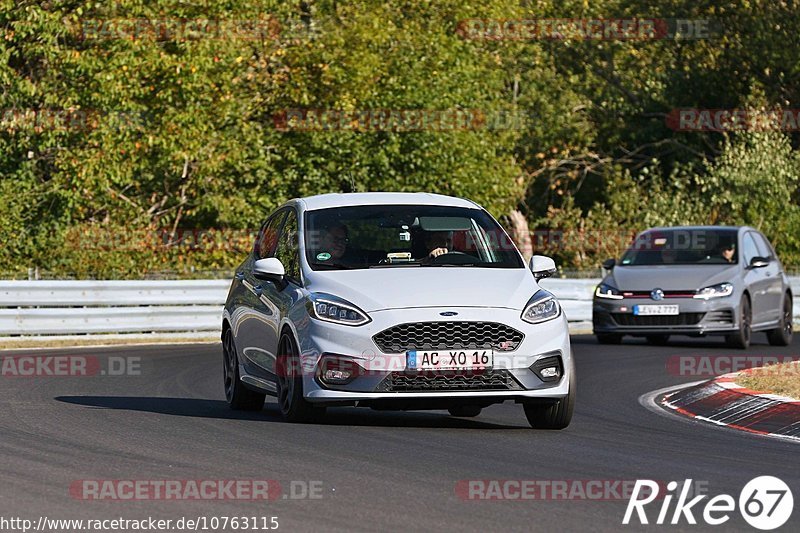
[[539, 278, 600, 323], [1, 277, 798, 337], [0, 280, 230, 336]]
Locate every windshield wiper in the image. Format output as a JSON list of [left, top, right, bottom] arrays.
[[421, 262, 484, 267], [310, 262, 353, 270], [368, 263, 421, 268]]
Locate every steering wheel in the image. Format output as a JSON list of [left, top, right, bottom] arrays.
[[429, 251, 475, 264]]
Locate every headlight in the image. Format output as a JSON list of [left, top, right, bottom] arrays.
[[595, 283, 623, 300], [693, 282, 733, 300], [521, 290, 562, 324], [307, 293, 371, 326]]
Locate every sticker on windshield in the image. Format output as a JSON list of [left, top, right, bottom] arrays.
[[316, 252, 331, 261]]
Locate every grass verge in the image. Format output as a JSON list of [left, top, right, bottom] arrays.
[[737, 361, 800, 400]]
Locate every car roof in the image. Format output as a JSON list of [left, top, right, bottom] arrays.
[[296, 192, 479, 211], [635, 225, 763, 237], [639, 225, 744, 232]]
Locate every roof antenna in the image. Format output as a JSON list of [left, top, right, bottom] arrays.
[[345, 171, 361, 193]]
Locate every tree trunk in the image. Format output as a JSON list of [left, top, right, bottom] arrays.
[[507, 209, 533, 261]]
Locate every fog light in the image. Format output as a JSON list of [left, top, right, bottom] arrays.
[[529, 353, 564, 383], [540, 366, 559, 379], [316, 355, 364, 386], [324, 369, 352, 383]]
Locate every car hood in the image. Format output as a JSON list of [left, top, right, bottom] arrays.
[[305, 268, 539, 312], [607, 264, 739, 291]]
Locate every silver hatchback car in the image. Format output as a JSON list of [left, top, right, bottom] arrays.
[[222, 192, 575, 428], [593, 226, 792, 348]]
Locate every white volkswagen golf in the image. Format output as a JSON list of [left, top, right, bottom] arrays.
[[222, 192, 574, 429]]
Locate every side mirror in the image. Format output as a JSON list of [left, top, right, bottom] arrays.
[[748, 256, 770, 269], [602, 258, 616, 270], [253, 257, 285, 282], [530, 255, 558, 280]]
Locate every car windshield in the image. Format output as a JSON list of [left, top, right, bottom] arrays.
[[304, 205, 524, 270], [620, 228, 739, 266]]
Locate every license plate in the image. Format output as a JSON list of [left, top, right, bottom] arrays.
[[406, 349, 493, 371], [633, 304, 679, 316]]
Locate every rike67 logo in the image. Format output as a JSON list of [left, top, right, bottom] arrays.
[[624, 477, 793, 530]]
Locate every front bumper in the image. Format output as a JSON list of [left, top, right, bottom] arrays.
[[592, 296, 738, 336], [295, 306, 572, 404]]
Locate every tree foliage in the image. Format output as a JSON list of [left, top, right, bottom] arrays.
[[1, 0, 799, 277]]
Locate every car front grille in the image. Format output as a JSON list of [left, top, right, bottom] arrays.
[[610, 312, 705, 326], [619, 290, 697, 299], [372, 321, 524, 353], [375, 370, 521, 392]]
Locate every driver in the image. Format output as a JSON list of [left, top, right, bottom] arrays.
[[420, 231, 453, 263], [720, 242, 736, 263]]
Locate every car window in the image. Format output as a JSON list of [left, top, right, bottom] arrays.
[[275, 209, 302, 283], [619, 228, 738, 266], [752, 232, 774, 259], [742, 232, 760, 265], [304, 204, 524, 270], [255, 210, 287, 259]]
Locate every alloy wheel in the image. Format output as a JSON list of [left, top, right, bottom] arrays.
[[277, 335, 295, 415], [223, 329, 236, 402]]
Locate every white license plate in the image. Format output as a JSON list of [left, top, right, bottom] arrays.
[[633, 305, 679, 316], [407, 350, 493, 371]]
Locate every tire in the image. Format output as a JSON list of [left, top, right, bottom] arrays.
[[523, 364, 575, 430], [223, 328, 266, 411], [448, 405, 482, 417], [726, 295, 752, 349], [767, 293, 793, 346], [596, 333, 623, 345], [276, 331, 325, 423], [646, 334, 670, 346]]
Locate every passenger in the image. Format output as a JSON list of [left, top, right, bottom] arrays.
[[317, 224, 349, 262], [660, 248, 678, 264]]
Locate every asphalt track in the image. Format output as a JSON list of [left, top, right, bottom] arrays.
[[1, 335, 798, 532]]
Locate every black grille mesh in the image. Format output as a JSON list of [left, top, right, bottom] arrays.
[[611, 312, 705, 326], [372, 321, 524, 353], [376, 370, 520, 392]]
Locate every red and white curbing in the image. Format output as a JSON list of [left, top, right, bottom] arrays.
[[661, 369, 800, 442]]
